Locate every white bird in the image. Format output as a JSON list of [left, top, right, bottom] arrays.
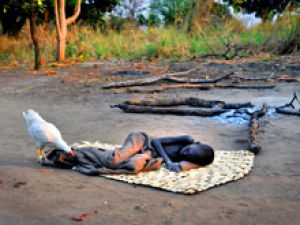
[[23, 109, 74, 161]]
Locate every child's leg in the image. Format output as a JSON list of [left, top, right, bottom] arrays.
[[111, 132, 148, 167]]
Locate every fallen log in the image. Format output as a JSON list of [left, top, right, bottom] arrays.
[[127, 84, 213, 93], [248, 103, 268, 154], [112, 104, 229, 117], [124, 97, 252, 109], [102, 71, 233, 89]]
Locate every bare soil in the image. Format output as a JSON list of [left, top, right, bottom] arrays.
[[0, 56, 299, 225]]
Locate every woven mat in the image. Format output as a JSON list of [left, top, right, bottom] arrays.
[[72, 141, 255, 194]]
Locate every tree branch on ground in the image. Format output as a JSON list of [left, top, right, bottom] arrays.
[[102, 71, 233, 89], [275, 92, 300, 116], [248, 103, 268, 154], [123, 97, 253, 109]]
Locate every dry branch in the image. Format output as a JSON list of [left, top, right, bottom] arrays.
[[112, 104, 229, 117], [200, 36, 245, 60], [275, 92, 300, 116], [248, 103, 268, 154]]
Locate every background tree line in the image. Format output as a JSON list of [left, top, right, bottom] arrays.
[[0, 0, 298, 70]]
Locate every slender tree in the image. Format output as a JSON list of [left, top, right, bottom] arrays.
[[29, 1, 42, 70], [54, 0, 81, 61]]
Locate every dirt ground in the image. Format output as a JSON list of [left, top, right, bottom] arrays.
[[0, 56, 299, 225]]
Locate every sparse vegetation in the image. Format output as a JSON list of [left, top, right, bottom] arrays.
[[0, 12, 298, 67]]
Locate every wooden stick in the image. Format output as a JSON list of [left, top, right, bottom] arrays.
[[112, 104, 229, 117]]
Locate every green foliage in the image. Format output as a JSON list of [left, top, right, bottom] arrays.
[[150, 0, 192, 26], [0, 0, 119, 35], [137, 13, 161, 26], [144, 43, 158, 59], [95, 46, 107, 58], [66, 42, 77, 58], [222, 0, 295, 20]]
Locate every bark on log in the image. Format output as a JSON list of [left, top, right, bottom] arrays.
[[248, 103, 268, 154], [124, 97, 252, 109], [113, 104, 229, 117]]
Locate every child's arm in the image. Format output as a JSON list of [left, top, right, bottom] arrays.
[[153, 135, 194, 145], [152, 135, 194, 172]]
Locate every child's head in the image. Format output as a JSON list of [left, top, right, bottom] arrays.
[[179, 143, 214, 166]]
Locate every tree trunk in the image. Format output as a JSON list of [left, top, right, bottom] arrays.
[[54, 0, 81, 62], [29, 3, 41, 70], [57, 35, 66, 61]]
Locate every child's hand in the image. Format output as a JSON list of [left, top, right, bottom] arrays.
[[167, 162, 181, 172]]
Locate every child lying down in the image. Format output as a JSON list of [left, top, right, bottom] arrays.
[[42, 132, 215, 175]]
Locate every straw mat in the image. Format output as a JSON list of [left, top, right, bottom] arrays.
[[72, 141, 254, 194]]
